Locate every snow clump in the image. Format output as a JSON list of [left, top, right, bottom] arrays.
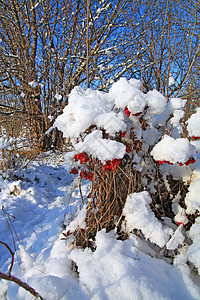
[[151, 135, 196, 164], [187, 107, 200, 138], [123, 191, 173, 248]]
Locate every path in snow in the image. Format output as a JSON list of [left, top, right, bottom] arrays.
[[0, 152, 71, 272]]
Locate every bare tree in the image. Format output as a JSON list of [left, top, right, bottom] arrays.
[[0, 0, 140, 148], [0, 0, 199, 149]]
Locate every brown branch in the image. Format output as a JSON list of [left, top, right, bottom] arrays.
[[0, 241, 14, 275], [0, 239, 43, 299], [0, 272, 43, 299], [2, 206, 15, 220]]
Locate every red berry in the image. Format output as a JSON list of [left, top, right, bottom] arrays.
[[103, 165, 108, 171], [124, 107, 131, 117], [132, 112, 141, 117], [75, 152, 89, 164], [158, 160, 165, 165], [177, 222, 186, 226], [88, 173, 93, 181], [112, 159, 120, 166], [191, 136, 200, 140], [70, 168, 78, 175], [121, 131, 126, 137], [126, 146, 131, 153], [82, 156, 88, 162], [74, 154, 78, 161], [185, 157, 196, 166]]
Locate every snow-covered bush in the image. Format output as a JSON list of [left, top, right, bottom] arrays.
[[54, 77, 200, 273]]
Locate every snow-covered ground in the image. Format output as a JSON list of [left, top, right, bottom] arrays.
[[1, 77, 200, 299], [0, 150, 200, 300]]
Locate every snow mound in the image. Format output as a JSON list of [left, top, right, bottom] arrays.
[[109, 77, 147, 113], [123, 191, 173, 248], [151, 135, 196, 164], [145, 89, 167, 118], [69, 229, 196, 300], [75, 130, 126, 162], [95, 111, 126, 135], [54, 86, 110, 138]]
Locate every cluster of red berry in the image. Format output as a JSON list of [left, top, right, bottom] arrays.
[[80, 171, 93, 181], [120, 131, 126, 137], [158, 157, 196, 166], [70, 152, 92, 179], [176, 222, 186, 226], [124, 107, 142, 118], [70, 168, 79, 175], [180, 157, 196, 166], [103, 159, 120, 171], [157, 160, 173, 165], [74, 152, 89, 164], [191, 136, 200, 140], [115, 131, 127, 137], [71, 151, 121, 179], [124, 107, 131, 117]]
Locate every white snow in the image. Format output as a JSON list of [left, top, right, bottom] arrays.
[[69, 229, 200, 300], [151, 135, 196, 164], [187, 108, 200, 137], [166, 224, 185, 250], [1, 77, 200, 300], [145, 89, 167, 119], [185, 179, 200, 214], [28, 81, 38, 88], [54, 93, 62, 100], [187, 217, 200, 275], [95, 111, 126, 135], [123, 191, 172, 248], [0, 151, 199, 299], [169, 76, 175, 86], [54, 86, 110, 139], [167, 98, 186, 112], [75, 130, 126, 162], [108, 77, 147, 112], [172, 201, 188, 225]]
